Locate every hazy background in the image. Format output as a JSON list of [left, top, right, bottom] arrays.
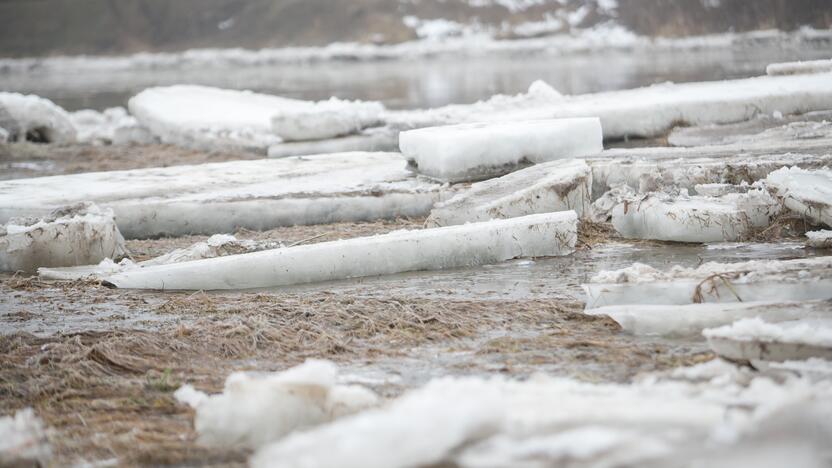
[[2, 0, 831, 57]]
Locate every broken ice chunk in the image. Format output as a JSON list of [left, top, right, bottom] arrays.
[[69, 107, 155, 145], [427, 159, 591, 227], [0, 203, 127, 273], [766, 59, 832, 76], [0, 408, 51, 466], [583, 257, 832, 308], [584, 300, 832, 337], [270, 99, 385, 142], [0, 92, 76, 143], [610, 189, 780, 243], [399, 118, 603, 182], [767, 167, 832, 228], [103, 211, 578, 290], [806, 230, 832, 249], [175, 360, 378, 450], [705, 318, 832, 363]]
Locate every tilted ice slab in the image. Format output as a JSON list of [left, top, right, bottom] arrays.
[[267, 127, 398, 158], [389, 72, 832, 140], [0, 152, 442, 239], [174, 360, 378, 450], [0, 92, 76, 143], [128, 85, 385, 152], [611, 189, 780, 243], [766, 167, 832, 228], [767, 59, 832, 76], [427, 159, 592, 227], [807, 230, 832, 249], [0, 203, 127, 273], [583, 256, 832, 309], [399, 118, 602, 182], [103, 211, 577, 290], [38, 234, 281, 280], [69, 107, 156, 145], [584, 300, 832, 337], [667, 111, 832, 147], [0, 409, 51, 467], [705, 318, 832, 363], [251, 360, 832, 468]]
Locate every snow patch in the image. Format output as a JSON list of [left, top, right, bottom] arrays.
[[0, 92, 76, 143]]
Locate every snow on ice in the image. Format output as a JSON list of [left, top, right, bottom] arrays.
[[174, 360, 378, 449], [583, 257, 832, 309], [426, 159, 592, 226], [398, 118, 602, 182], [806, 230, 832, 249], [69, 107, 156, 145], [103, 211, 578, 290], [0, 92, 76, 143], [705, 318, 832, 363], [766, 167, 832, 228], [270, 98, 385, 142], [0, 152, 443, 238], [766, 58, 832, 76], [0, 409, 51, 466], [0, 203, 127, 273]]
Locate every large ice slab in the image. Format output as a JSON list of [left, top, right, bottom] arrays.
[[667, 111, 832, 147], [128, 85, 385, 152], [0, 92, 75, 143], [390, 72, 832, 140], [398, 118, 602, 182], [611, 189, 780, 243], [585, 300, 832, 337], [103, 211, 578, 290], [1, 203, 127, 273], [0, 152, 443, 239], [583, 257, 832, 309], [174, 360, 378, 450], [767, 59, 832, 76], [705, 318, 832, 363], [427, 159, 591, 227], [766, 167, 832, 228]]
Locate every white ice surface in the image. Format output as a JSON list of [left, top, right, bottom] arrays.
[[0, 408, 50, 466], [0, 203, 127, 273], [806, 230, 832, 249], [267, 127, 398, 158], [705, 318, 832, 362], [399, 118, 602, 182], [103, 211, 578, 290], [611, 189, 780, 243], [69, 107, 155, 145], [174, 360, 378, 449], [767, 167, 832, 228], [251, 360, 832, 468], [427, 159, 591, 226], [584, 300, 832, 337], [270, 98, 384, 142], [583, 257, 832, 308], [0, 152, 443, 239], [766, 59, 832, 76], [0, 92, 76, 143]]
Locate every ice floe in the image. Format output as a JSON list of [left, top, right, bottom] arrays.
[[267, 127, 398, 158], [583, 257, 832, 308], [426, 159, 591, 226], [398, 118, 602, 182], [103, 211, 578, 290], [175, 360, 378, 449], [667, 110, 832, 147], [270, 99, 384, 142], [766, 58, 832, 76], [705, 318, 832, 363], [610, 188, 780, 243], [0, 152, 443, 238], [69, 107, 156, 145], [0, 92, 76, 143], [250, 359, 832, 468], [0, 203, 127, 273], [0, 408, 51, 466], [766, 167, 832, 228], [584, 300, 832, 337], [806, 230, 832, 249]]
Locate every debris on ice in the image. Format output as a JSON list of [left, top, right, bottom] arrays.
[[426, 159, 592, 227], [128, 85, 385, 152], [0, 408, 51, 466], [69, 107, 156, 145], [399, 118, 602, 182], [583, 256, 832, 308], [766, 167, 832, 228], [174, 360, 379, 449], [0, 92, 76, 143], [0, 152, 443, 239], [584, 300, 832, 337], [1, 203, 127, 273], [251, 360, 832, 468], [806, 230, 832, 249], [38, 234, 281, 280], [103, 211, 578, 290], [766, 59, 832, 76], [705, 318, 832, 363], [610, 188, 780, 243]]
